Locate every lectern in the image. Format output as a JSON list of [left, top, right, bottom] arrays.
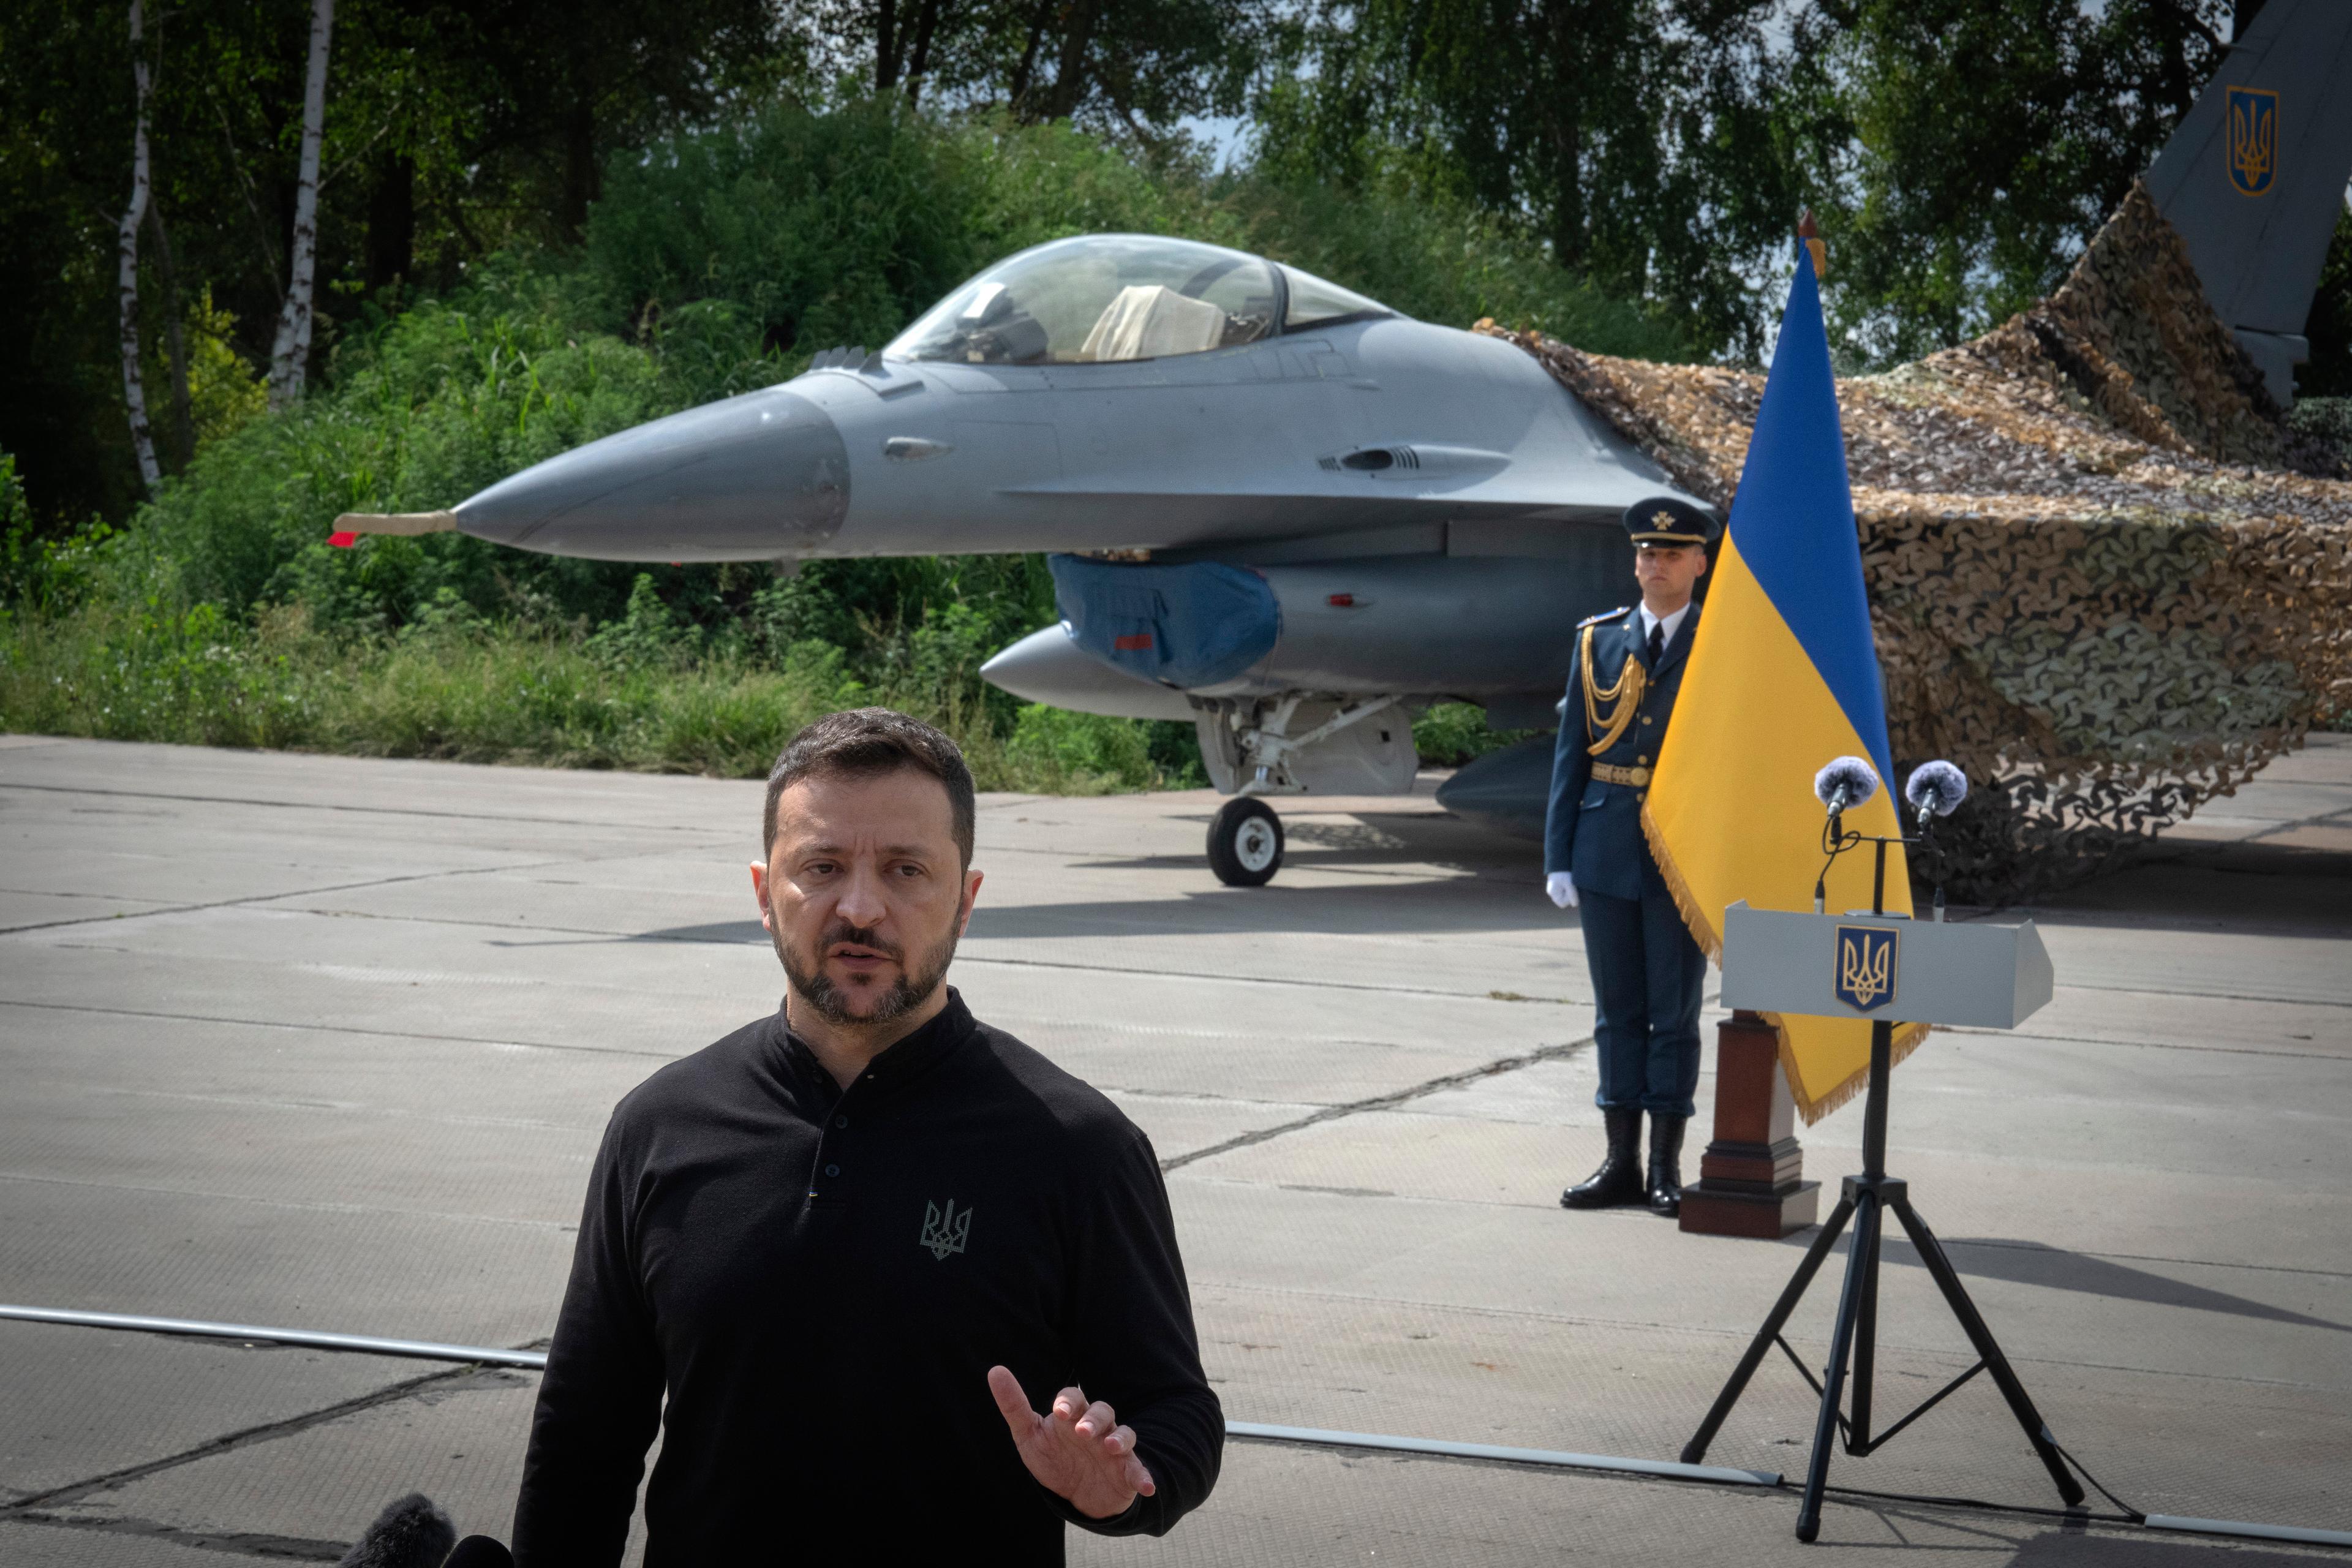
[[1680, 900, 2086, 1539]]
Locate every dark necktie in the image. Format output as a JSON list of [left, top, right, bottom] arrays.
[[1648, 620, 1665, 668]]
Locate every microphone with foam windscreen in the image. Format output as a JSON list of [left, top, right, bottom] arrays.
[[1813, 756, 1880, 821], [1809, 757, 1878, 912], [1905, 760, 1969, 829]]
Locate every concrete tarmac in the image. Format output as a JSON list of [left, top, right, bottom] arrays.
[[1, 734, 2346, 1564]]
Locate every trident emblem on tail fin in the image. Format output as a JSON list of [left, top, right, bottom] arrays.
[[2226, 86, 2279, 197]]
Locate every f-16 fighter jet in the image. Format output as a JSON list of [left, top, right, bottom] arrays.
[[337, 0, 2352, 891], [341, 234, 1708, 883]]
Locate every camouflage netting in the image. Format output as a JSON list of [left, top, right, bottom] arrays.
[[1485, 183, 2352, 901]]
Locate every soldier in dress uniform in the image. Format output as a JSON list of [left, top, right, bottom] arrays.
[[1545, 496, 1719, 1217]]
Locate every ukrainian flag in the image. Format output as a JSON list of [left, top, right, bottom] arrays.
[[1642, 241, 1924, 1121]]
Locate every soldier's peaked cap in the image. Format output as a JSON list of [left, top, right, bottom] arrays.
[[1624, 496, 1719, 547]]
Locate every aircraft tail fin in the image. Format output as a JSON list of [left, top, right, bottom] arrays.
[[2020, 182, 2297, 469], [2144, 0, 2352, 404], [2008, 182, 2345, 475]]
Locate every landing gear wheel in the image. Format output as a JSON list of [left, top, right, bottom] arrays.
[[1207, 797, 1284, 887]]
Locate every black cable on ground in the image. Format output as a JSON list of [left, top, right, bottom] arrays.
[[1805, 1477, 2135, 1528], [2054, 1440, 2148, 1523]]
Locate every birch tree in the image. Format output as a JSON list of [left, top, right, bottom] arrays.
[[117, 0, 160, 491], [266, 0, 336, 409]]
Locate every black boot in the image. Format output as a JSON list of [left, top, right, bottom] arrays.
[[1646, 1112, 1687, 1217], [1562, 1107, 1646, 1208]]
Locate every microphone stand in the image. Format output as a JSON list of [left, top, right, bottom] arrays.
[[1918, 805, 1950, 922], [1682, 813, 2086, 1540], [1812, 807, 1860, 913]]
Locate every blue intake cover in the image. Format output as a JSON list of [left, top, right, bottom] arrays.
[[1048, 554, 1279, 688]]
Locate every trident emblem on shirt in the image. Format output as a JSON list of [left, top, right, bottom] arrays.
[[920, 1199, 972, 1261], [1834, 925, 1899, 1012]]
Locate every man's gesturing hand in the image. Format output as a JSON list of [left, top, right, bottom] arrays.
[[987, 1365, 1155, 1519]]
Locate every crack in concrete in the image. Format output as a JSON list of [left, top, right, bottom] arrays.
[[1161, 1035, 1594, 1172], [967, 951, 1585, 1003], [0, 1167, 576, 1231], [0, 858, 593, 939], [0, 778, 738, 835], [0, 998, 679, 1060], [2047, 979, 2352, 1010], [0, 1364, 507, 1517], [0, 885, 162, 904], [89, 1087, 598, 1134], [4, 1512, 349, 1561], [1935, 1023, 2352, 1061], [138, 900, 1597, 1005]]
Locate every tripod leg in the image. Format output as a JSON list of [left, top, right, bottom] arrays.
[[1890, 1197, 2086, 1507], [1852, 1191, 1882, 1453], [1680, 1196, 1855, 1465], [1796, 1191, 1876, 1542]]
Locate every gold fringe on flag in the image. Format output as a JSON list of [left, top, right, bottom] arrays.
[[1643, 799, 1934, 1123]]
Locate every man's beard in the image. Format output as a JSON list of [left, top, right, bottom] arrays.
[[775, 916, 960, 1027]]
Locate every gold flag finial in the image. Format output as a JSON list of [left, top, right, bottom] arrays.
[[1798, 209, 1826, 279]]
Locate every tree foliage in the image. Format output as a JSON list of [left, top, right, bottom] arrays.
[[1784, 0, 2236, 361], [1248, 0, 2347, 373], [0, 0, 789, 521], [1253, 0, 1797, 358], [2, 0, 2343, 530], [795, 0, 1267, 140]]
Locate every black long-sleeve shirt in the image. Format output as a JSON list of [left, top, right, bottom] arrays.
[[511, 989, 1221, 1564]]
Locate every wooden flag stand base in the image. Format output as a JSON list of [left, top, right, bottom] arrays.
[[1679, 1010, 1820, 1238]]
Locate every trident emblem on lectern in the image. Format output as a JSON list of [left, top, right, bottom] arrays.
[[1833, 925, 1899, 1012]]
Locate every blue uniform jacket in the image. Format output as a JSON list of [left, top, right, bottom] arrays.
[[1544, 605, 1699, 901]]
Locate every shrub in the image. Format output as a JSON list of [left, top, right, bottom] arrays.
[[1412, 701, 1538, 767], [1006, 704, 1166, 793]]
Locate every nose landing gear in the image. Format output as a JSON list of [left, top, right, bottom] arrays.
[[1193, 692, 1413, 888], [1207, 796, 1284, 887]]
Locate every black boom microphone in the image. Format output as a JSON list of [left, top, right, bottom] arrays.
[[1813, 756, 1880, 821], [1905, 760, 1969, 829]]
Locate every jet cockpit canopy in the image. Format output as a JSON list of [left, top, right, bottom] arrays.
[[885, 235, 1395, 367]]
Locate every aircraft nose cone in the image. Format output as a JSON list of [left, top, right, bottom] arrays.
[[454, 386, 850, 560]]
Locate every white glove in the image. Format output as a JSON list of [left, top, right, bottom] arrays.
[[1546, 872, 1578, 909]]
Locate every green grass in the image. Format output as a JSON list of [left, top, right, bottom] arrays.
[[0, 601, 1207, 793], [0, 594, 1546, 788]]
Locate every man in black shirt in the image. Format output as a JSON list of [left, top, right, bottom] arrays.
[[511, 709, 1222, 1563]]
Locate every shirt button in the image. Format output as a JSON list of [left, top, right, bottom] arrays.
[[1642, 716, 1653, 725], [834, 1115, 848, 1129], [825, 1163, 840, 1177]]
